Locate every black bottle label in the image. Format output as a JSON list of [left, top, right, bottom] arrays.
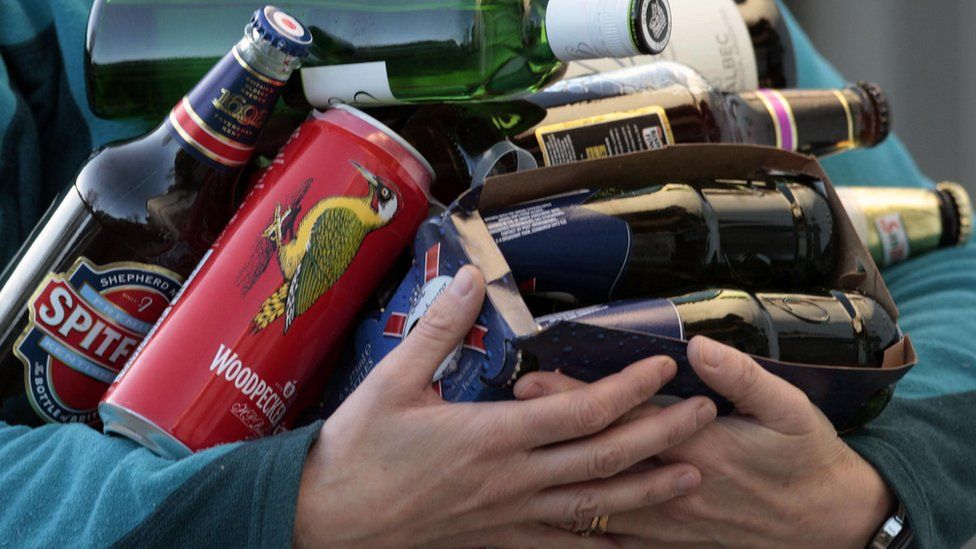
[[534, 106, 674, 166], [484, 190, 633, 303], [167, 45, 286, 169], [13, 258, 182, 424]]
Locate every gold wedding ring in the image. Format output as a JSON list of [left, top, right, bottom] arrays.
[[579, 514, 610, 537]]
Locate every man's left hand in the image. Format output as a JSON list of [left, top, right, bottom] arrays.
[[514, 336, 897, 548]]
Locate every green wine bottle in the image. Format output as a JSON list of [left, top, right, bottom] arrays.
[[87, 0, 672, 119]]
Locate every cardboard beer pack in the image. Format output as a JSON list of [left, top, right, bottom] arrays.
[[321, 144, 917, 431]]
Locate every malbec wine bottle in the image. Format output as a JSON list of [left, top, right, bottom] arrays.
[[86, 0, 672, 119], [483, 179, 836, 304], [536, 289, 900, 368], [837, 182, 973, 267], [0, 7, 310, 427], [564, 0, 796, 90]]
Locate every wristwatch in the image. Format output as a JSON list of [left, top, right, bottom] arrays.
[[869, 503, 914, 549]]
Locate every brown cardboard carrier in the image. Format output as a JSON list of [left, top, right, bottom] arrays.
[[452, 143, 916, 432]]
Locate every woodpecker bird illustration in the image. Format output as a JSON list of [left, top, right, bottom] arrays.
[[253, 161, 401, 333]]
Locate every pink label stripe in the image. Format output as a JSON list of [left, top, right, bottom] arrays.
[[170, 99, 253, 167], [757, 89, 797, 152]]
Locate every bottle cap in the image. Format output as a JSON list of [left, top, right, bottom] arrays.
[[251, 6, 312, 59], [857, 81, 891, 146], [937, 182, 973, 245]]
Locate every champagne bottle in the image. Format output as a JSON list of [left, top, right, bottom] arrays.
[[483, 179, 836, 304], [86, 0, 672, 118], [536, 289, 900, 368], [838, 182, 973, 267], [399, 64, 889, 196], [564, 0, 796, 90], [0, 7, 310, 426]]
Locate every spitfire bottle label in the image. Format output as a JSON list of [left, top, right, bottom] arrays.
[[101, 106, 434, 456], [167, 43, 286, 169], [534, 106, 674, 166], [14, 258, 182, 424], [537, 299, 684, 341]]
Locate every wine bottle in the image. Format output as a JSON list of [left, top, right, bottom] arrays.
[[837, 182, 973, 267], [86, 0, 672, 119], [536, 289, 900, 368], [563, 0, 796, 90], [0, 7, 310, 426], [483, 179, 836, 305]]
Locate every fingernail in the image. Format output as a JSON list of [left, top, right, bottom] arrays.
[[675, 472, 699, 495], [515, 382, 542, 400], [696, 401, 716, 427], [698, 338, 724, 369], [450, 267, 476, 297]]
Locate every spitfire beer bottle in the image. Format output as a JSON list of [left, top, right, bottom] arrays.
[[484, 179, 836, 304], [537, 289, 900, 368], [0, 7, 310, 426]]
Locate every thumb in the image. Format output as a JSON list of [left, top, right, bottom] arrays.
[[374, 265, 486, 395], [687, 337, 819, 435]]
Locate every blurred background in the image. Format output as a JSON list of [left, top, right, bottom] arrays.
[[785, 0, 976, 196]]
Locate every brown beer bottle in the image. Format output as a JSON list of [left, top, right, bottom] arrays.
[[0, 7, 310, 426]]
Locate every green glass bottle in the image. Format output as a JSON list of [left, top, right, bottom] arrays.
[[87, 0, 672, 119]]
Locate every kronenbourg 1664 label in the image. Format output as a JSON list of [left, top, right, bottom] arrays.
[[14, 258, 182, 424]]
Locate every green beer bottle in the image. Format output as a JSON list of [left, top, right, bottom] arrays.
[[87, 0, 672, 118]]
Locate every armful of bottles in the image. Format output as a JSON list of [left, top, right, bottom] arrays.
[[325, 144, 918, 433]]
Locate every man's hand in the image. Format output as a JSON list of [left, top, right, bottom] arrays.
[[294, 267, 717, 548], [515, 336, 896, 548]]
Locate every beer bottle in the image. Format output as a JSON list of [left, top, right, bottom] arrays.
[[86, 0, 672, 118], [484, 179, 836, 304], [565, 0, 796, 90], [397, 65, 889, 196], [524, 62, 890, 166], [837, 183, 973, 267], [536, 289, 900, 368], [0, 6, 310, 426]]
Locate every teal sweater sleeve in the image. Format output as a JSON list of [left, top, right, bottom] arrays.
[[0, 421, 321, 547], [780, 4, 976, 546]]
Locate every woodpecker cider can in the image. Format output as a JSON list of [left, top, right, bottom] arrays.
[[100, 105, 434, 458]]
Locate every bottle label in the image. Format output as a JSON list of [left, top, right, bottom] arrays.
[[537, 299, 684, 341], [301, 62, 398, 107], [875, 213, 911, 266], [753, 89, 798, 151], [167, 45, 286, 169], [485, 190, 634, 303], [534, 106, 674, 166], [564, 0, 759, 92], [13, 258, 183, 424]]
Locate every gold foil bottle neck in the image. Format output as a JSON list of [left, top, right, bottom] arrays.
[[936, 182, 972, 246]]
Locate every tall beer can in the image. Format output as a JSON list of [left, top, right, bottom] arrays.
[[100, 105, 434, 458]]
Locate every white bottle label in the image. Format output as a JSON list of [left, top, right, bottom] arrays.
[[301, 61, 398, 106], [564, 0, 760, 92]]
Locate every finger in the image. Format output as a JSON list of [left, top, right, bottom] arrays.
[[514, 356, 678, 448], [687, 337, 818, 435], [375, 265, 485, 393], [532, 396, 716, 485], [514, 371, 587, 400], [435, 522, 620, 549], [525, 464, 702, 532]]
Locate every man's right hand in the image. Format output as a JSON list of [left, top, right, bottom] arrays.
[[294, 266, 717, 548]]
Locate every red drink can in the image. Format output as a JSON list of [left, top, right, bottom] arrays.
[[100, 105, 434, 457]]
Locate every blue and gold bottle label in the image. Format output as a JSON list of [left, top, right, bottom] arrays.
[[14, 258, 183, 424], [167, 45, 285, 169]]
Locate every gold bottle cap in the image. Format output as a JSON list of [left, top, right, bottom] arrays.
[[937, 182, 973, 245]]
